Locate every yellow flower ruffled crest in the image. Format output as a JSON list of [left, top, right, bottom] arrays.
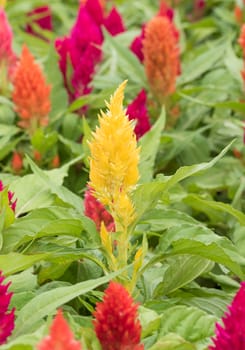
[[88, 81, 140, 228]]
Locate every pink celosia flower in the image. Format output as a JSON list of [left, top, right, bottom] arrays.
[[55, 0, 125, 108], [0, 271, 15, 345], [84, 187, 115, 232], [38, 309, 81, 350], [26, 6, 52, 40], [93, 281, 144, 350], [0, 180, 17, 212], [209, 282, 245, 350], [0, 8, 17, 84], [126, 89, 151, 139]]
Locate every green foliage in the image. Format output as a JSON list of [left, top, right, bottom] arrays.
[[1, 0, 245, 349]]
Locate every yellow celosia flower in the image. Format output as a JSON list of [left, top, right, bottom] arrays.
[[89, 81, 140, 211], [0, 0, 6, 8]]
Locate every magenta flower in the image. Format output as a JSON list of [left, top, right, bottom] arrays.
[[0, 180, 17, 212], [103, 7, 125, 36], [130, 26, 145, 63], [0, 8, 17, 81], [55, 0, 125, 108], [209, 282, 245, 350], [126, 89, 151, 139], [0, 271, 15, 345], [26, 6, 52, 40]]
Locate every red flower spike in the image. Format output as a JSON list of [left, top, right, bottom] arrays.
[[93, 281, 144, 350], [209, 282, 245, 350], [38, 309, 82, 350], [126, 89, 151, 139], [84, 188, 115, 232], [0, 271, 15, 345]]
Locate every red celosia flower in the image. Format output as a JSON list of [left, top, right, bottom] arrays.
[[0, 271, 15, 345], [143, 16, 180, 101], [12, 45, 51, 133], [84, 187, 115, 232], [0, 180, 17, 212], [0, 8, 17, 87], [209, 282, 245, 349], [126, 89, 151, 139], [26, 6, 52, 40], [93, 281, 144, 350], [55, 0, 125, 108], [38, 309, 81, 350], [11, 151, 23, 173]]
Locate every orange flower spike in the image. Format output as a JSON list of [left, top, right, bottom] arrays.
[[143, 16, 180, 103], [11, 151, 23, 173], [238, 25, 245, 89], [38, 309, 82, 350], [12, 45, 51, 133]]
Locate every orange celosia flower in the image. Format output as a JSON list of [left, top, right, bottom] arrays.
[[50, 154, 60, 168], [238, 25, 245, 89], [38, 309, 82, 350], [143, 16, 180, 102], [234, 6, 243, 24], [12, 45, 51, 133], [11, 151, 23, 173]]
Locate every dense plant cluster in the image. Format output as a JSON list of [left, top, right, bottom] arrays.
[[0, 0, 244, 349]]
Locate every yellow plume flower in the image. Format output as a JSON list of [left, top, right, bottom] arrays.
[[0, 0, 6, 7], [89, 81, 140, 212]]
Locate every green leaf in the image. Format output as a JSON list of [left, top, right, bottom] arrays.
[[158, 306, 217, 348], [171, 286, 233, 317], [179, 41, 226, 85], [0, 253, 49, 276], [133, 141, 234, 219], [44, 44, 68, 120], [138, 108, 165, 183], [153, 255, 213, 296], [148, 334, 196, 350], [26, 156, 83, 213], [183, 194, 245, 225], [103, 29, 147, 87], [13, 269, 125, 337], [159, 225, 245, 279]]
